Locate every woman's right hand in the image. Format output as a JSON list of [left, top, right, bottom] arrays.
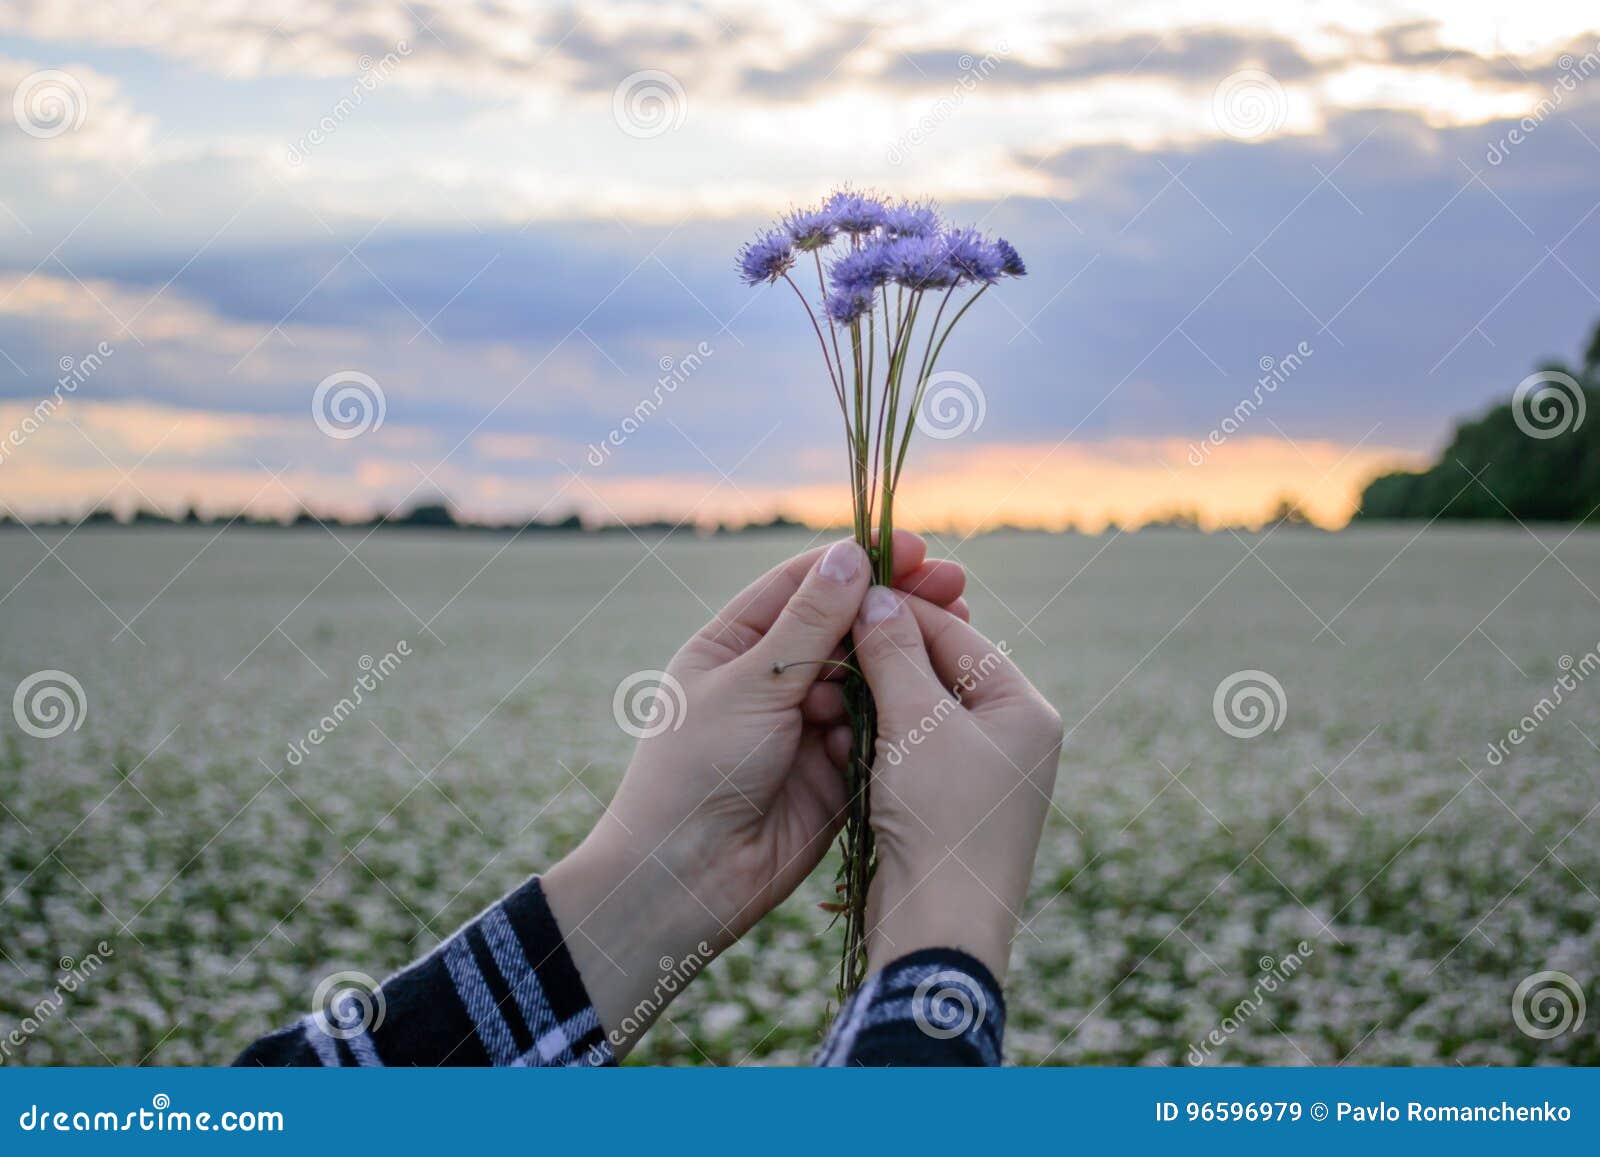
[[845, 588, 1064, 982]]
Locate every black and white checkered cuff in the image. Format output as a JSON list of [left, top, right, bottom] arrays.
[[236, 876, 615, 1067], [815, 948, 1006, 1067]]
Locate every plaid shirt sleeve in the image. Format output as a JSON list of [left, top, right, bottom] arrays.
[[814, 948, 1006, 1066], [234, 876, 615, 1067]]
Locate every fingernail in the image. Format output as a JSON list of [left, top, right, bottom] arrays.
[[859, 586, 903, 624], [819, 540, 863, 584]]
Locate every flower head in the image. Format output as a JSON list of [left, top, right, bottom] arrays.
[[783, 205, 838, 251], [824, 188, 887, 234], [882, 200, 941, 239], [943, 228, 1003, 285], [995, 237, 1027, 277], [825, 287, 875, 325], [737, 228, 795, 285], [829, 240, 897, 296], [891, 235, 960, 290]]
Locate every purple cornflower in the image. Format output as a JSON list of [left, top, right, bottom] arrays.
[[882, 200, 940, 239], [737, 228, 795, 285], [783, 205, 838, 251], [829, 240, 897, 296], [944, 228, 1003, 285], [824, 188, 887, 234], [825, 287, 875, 325], [995, 237, 1027, 277], [891, 235, 960, 290]]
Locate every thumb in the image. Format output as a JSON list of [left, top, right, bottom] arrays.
[[851, 586, 945, 727], [744, 540, 870, 684]]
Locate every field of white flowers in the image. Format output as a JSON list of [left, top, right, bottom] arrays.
[[2, 525, 1596, 1066]]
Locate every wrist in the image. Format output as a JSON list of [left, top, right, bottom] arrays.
[[542, 822, 721, 1056], [864, 855, 1016, 984]]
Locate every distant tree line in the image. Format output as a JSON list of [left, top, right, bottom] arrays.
[[0, 500, 810, 537], [1358, 321, 1600, 522]]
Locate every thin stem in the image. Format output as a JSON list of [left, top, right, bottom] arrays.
[[814, 251, 846, 390], [781, 272, 844, 410], [891, 284, 989, 488]]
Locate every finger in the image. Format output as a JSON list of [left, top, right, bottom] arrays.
[[851, 586, 947, 725], [741, 540, 870, 684], [947, 596, 970, 623], [801, 681, 846, 725], [885, 530, 928, 581], [825, 724, 852, 771], [904, 595, 1028, 709], [790, 732, 849, 836], [893, 559, 965, 606], [699, 530, 927, 655]]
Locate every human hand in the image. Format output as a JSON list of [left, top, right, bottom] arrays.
[[848, 589, 1063, 983], [544, 532, 965, 1053]]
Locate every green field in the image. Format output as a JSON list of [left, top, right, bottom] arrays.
[[2, 525, 1597, 1066]]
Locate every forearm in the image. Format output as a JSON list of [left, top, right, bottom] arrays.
[[541, 820, 724, 1057]]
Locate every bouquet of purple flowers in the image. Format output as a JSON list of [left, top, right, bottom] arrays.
[[737, 188, 1026, 997]]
